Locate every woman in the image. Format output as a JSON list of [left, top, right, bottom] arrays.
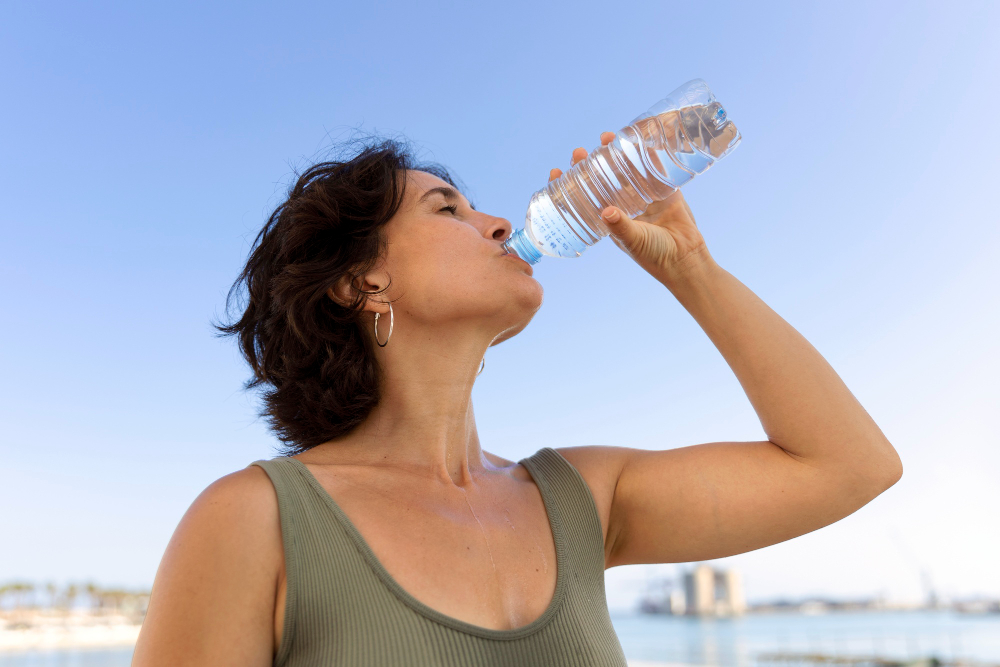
[[132, 132, 902, 666]]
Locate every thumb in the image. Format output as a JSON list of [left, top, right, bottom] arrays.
[[601, 206, 640, 249]]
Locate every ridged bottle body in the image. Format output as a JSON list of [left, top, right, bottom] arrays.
[[502, 79, 741, 264]]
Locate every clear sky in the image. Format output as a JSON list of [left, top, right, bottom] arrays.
[[1, 0, 998, 612]]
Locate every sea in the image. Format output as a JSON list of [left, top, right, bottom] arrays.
[[1, 610, 997, 666]]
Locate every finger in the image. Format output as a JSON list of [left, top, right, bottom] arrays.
[[549, 167, 562, 182], [600, 131, 615, 145], [600, 205, 641, 253], [571, 147, 587, 166]]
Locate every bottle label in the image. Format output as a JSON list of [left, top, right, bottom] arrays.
[[529, 193, 585, 258]]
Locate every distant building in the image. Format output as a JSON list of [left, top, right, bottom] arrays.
[[683, 564, 746, 617], [638, 578, 687, 615]]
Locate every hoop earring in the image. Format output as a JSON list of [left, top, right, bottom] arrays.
[[370, 297, 482, 374], [374, 303, 393, 347]]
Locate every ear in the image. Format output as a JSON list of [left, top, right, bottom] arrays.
[[327, 272, 391, 314]]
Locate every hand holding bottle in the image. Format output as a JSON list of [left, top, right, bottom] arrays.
[[504, 79, 739, 268], [549, 131, 714, 285]]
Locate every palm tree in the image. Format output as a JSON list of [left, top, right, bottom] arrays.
[[64, 584, 79, 612], [45, 582, 57, 609], [11, 582, 35, 610], [85, 582, 102, 613]]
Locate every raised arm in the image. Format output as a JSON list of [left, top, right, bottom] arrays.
[[550, 134, 902, 567], [589, 247, 901, 567], [132, 467, 283, 666]]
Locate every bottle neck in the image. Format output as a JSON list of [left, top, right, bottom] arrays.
[[501, 228, 543, 265]]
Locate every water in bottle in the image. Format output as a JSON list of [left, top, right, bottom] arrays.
[[502, 79, 741, 264]]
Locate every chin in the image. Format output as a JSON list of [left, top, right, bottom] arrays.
[[514, 280, 544, 313]]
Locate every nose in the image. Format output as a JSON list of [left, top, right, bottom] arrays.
[[485, 215, 513, 243]]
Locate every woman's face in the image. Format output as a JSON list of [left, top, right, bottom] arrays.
[[375, 169, 543, 345]]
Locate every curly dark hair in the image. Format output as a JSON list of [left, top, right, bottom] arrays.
[[213, 133, 474, 455]]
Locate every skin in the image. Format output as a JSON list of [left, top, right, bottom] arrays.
[[132, 133, 903, 666]]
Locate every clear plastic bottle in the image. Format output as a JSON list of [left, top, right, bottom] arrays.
[[502, 79, 741, 264]]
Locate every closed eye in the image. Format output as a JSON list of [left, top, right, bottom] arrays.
[[440, 205, 459, 215]]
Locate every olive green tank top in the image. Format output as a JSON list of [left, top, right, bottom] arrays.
[[249, 447, 628, 666]]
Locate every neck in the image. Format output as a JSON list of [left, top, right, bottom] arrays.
[[309, 319, 499, 487]]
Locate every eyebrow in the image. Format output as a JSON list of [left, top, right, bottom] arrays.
[[416, 186, 477, 211]]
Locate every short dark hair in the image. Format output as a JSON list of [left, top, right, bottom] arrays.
[[214, 133, 472, 454]]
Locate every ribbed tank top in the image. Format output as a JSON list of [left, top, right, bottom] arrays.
[[249, 447, 628, 666]]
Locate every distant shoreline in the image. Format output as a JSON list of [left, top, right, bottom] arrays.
[[0, 611, 140, 654]]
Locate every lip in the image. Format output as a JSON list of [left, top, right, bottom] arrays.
[[501, 251, 533, 276]]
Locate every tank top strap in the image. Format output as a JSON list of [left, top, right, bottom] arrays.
[[517, 447, 606, 577], [246, 457, 303, 666], [248, 455, 374, 667]]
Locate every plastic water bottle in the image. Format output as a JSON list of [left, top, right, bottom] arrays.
[[501, 79, 741, 264]]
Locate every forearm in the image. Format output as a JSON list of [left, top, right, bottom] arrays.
[[658, 252, 902, 482]]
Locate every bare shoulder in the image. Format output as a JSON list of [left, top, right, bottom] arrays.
[[163, 465, 282, 553], [189, 465, 280, 526], [552, 446, 631, 562], [132, 465, 282, 667]]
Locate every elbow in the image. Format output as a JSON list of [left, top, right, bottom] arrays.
[[881, 462, 903, 492], [850, 433, 903, 492], [889, 454, 904, 486], [874, 443, 903, 491]]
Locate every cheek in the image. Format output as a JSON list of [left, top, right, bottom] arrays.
[[396, 232, 483, 285], [387, 226, 512, 313], [392, 252, 487, 310], [397, 224, 474, 267]]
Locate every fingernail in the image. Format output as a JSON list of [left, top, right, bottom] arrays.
[[602, 208, 620, 222]]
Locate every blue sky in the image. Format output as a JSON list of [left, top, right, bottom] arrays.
[[1, 0, 998, 611]]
